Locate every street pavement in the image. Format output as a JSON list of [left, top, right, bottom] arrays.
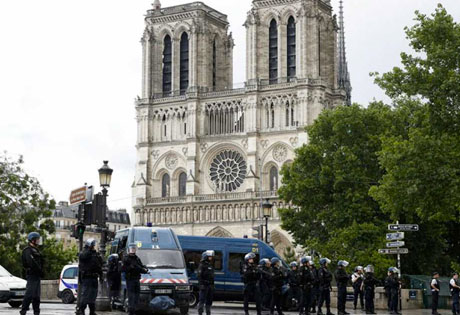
[[0, 302, 444, 315]]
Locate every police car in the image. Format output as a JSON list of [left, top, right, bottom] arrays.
[[0, 265, 27, 308], [57, 264, 78, 304]]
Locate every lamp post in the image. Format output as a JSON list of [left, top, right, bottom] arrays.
[[95, 160, 112, 311], [262, 199, 273, 244]]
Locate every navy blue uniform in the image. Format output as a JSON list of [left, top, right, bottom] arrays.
[[317, 266, 333, 314], [450, 278, 460, 315], [335, 267, 349, 314], [121, 254, 148, 315], [310, 266, 320, 313], [258, 265, 272, 309], [431, 278, 440, 314], [386, 275, 400, 314], [351, 272, 364, 309], [270, 266, 285, 315], [299, 265, 313, 314], [20, 246, 43, 315], [242, 262, 261, 315], [363, 272, 378, 314], [197, 260, 214, 315], [78, 247, 103, 315]]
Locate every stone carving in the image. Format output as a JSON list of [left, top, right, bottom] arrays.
[[289, 137, 299, 147], [200, 143, 208, 153], [273, 145, 288, 162], [241, 139, 248, 150], [152, 150, 160, 159], [182, 147, 188, 156], [261, 140, 269, 149], [165, 154, 178, 170]]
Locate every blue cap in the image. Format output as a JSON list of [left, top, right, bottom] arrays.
[[27, 232, 40, 242]]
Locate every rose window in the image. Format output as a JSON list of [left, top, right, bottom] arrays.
[[209, 150, 247, 192]]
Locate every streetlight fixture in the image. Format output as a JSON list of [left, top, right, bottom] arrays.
[[262, 198, 273, 244], [98, 160, 113, 188]]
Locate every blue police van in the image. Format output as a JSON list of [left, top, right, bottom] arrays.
[[178, 235, 287, 306]]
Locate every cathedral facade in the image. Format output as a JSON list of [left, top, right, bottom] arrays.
[[132, 0, 350, 254]]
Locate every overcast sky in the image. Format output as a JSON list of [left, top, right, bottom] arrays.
[[0, 0, 459, 216]]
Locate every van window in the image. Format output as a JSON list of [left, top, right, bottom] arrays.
[[183, 250, 223, 271], [63, 267, 78, 279], [228, 253, 259, 273], [133, 229, 178, 249]]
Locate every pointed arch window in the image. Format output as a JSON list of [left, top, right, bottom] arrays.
[[269, 19, 278, 84], [178, 172, 187, 197], [212, 39, 217, 91], [287, 16, 296, 79], [162, 35, 172, 95], [161, 173, 170, 197], [180, 32, 189, 95], [269, 166, 279, 191]]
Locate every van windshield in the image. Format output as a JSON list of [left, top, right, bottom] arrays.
[[137, 249, 185, 269]]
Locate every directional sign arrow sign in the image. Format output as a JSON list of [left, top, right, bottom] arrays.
[[378, 248, 409, 255], [388, 224, 419, 231], [386, 232, 405, 241], [386, 241, 405, 248]]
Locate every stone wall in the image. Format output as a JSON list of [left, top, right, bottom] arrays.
[[41, 280, 59, 301]]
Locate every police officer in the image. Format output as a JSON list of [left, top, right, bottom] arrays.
[[107, 254, 121, 309], [258, 258, 272, 310], [362, 265, 378, 315], [121, 244, 148, 315], [299, 257, 313, 315], [430, 272, 441, 315], [450, 272, 460, 315], [270, 257, 285, 315], [197, 250, 215, 315], [351, 266, 364, 310], [242, 252, 261, 315], [317, 258, 333, 315], [384, 270, 392, 311], [78, 238, 103, 315], [386, 267, 401, 315], [20, 232, 43, 315], [309, 260, 320, 314], [335, 260, 350, 315], [288, 261, 302, 313]]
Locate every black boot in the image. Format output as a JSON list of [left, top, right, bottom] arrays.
[[88, 303, 97, 315], [326, 307, 334, 315]]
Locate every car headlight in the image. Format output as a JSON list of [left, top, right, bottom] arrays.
[[140, 285, 150, 291], [175, 285, 191, 291]]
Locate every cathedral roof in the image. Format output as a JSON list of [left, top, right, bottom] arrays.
[[147, 1, 228, 25]]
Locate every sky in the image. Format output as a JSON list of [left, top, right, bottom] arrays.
[[0, 0, 459, 217]]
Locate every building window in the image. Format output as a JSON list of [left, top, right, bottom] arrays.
[[205, 101, 244, 136], [180, 32, 189, 95], [269, 19, 278, 84], [270, 166, 278, 191], [213, 40, 217, 90], [209, 150, 247, 192], [179, 172, 187, 196], [161, 173, 170, 197], [162, 35, 172, 95], [271, 104, 275, 128], [287, 16, 296, 79]]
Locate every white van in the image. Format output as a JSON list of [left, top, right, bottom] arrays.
[[57, 264, 78, 304], [0, 265, 27, 308]]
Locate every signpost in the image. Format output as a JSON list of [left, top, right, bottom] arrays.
[[386, 232, 405, 241], [69, 186, 87, 205], [378, 248, 409, 254], [386, 241, 405, 248], [388, 224, 419, 231]]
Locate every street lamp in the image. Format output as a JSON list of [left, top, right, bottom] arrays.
[[95, 160, 112, 311], [262, 199, 273, 244]]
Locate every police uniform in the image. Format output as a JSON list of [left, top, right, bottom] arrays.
[[121, 252, 148, 315], [20, 244, 43, 315], [310, 265, 320, 313], [431, 275, 440, 315], [287, 265, 302, 312], [78, 245, 103, 315], [269, 263, 285, 315], [363, 271, 378, 314], [317, 264, 333, 315], [299, 264, 313, 315], [197, 255, 215, 315], [351, 271, 364, 310], [258, 261, 272, 310], [384, 274, 392, 311], [334, 266, 349, 315], [106, 255, 121, 307], [450, 276, 460, 315], [242, 260, 261, 315], [386, 273, 400, 315]]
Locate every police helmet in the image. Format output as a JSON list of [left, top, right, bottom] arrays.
[[27, 232, 40, 242], [357, 266, 363, 271], [300, 256, 309, 265], [108, 254, 119, 263], [85, 238, 96, 248], [290, 261, 298, 268], [128, 243, 138, 254], [364, 265, 374, 273], [201, 250, 215, 261], [271, 257, 280, 265], [259, 259, 267, 266], [319, 258, 331, 266], [388, 267, 399, 274], [245, 252, 256, 262], [338, 260, 349, 267]]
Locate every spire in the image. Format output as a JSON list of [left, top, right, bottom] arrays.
[[337, 0, 352, 106], [152, 0, 161, 10]]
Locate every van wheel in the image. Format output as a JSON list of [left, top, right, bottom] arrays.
[[61, 289, 75, 304], [180, 305, 189, 315], [189, 291, 198, 308], [8, 301, 22, 308]]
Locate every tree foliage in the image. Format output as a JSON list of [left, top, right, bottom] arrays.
[[0, 153, 77, 279]]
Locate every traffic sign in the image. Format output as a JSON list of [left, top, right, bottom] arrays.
[[386, 241, 405, 248], [378, 248, 409, 254], [386, 232, 405, 241], [388, 224, 419, 231], [69, 186, 87, 205]]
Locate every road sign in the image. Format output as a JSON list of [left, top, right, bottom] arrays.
[[69, 186, 87, 205], [388, 224, 419, 231], [386, 241, 405, 248], [386, 232, 405, 241], [378, 248, 409, 254]]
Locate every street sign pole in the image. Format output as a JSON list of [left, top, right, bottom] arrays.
[[396, 221, 402, 313]]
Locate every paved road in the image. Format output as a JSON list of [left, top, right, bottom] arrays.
[[0, 302, 445, 315]]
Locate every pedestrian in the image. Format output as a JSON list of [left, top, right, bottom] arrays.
[[431, 272, 441, 315], [241, 252, 261, 315], [386, 267, 401, 315], [309, 260, 320, 314], [351, 266, 364, 310], [450, 272, 460, 315], [362, 265, 378, 315], [384, 270, 392, 311], [121, 244, 148, 315], [20, 232, 43, 315], [258, 258, 272, 310], [78, 238, 103, 315], [197, 250, 215, 315], [299, 257, 313, 315], [288, 261, 302, 312], [317, 258, 333, 315], [335, 260, 350, 315], [106, 254, 121, 309], [269, 257, 285, 315]]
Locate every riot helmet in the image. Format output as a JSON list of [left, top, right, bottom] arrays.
[[245, 252, 256, 263], [201, 250, 215, 261], [85, 238, 96, 248], [128, 243, 137, 255], [364, 265, 374, 273], [319, 258, 331, 266]]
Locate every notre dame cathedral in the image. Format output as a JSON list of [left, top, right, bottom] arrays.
[[132, 0, 351, 254]]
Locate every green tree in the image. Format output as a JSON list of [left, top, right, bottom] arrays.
[[278, 103, 397, 278], [0, 153, 76, 279]]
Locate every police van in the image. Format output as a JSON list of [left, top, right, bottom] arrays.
[[111, 227, 190, 315], [57, 264, 78, 304], [178, 235, 287, 306]]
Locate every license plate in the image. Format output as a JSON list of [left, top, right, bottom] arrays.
[[155, 289, 172, 294], [13, 291, 25, 296]]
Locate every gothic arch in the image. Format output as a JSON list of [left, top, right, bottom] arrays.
[[261, 9, 281, 27], [206, 226, 233, 238], [280, 6, 298, 23], [261, 141, 295, 165], [154, 168, 169, 181], [173, 22, 192, 40], [157, 26, 174, 41], [152, 150, 187, 179], [270, 229, 292, 257]]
